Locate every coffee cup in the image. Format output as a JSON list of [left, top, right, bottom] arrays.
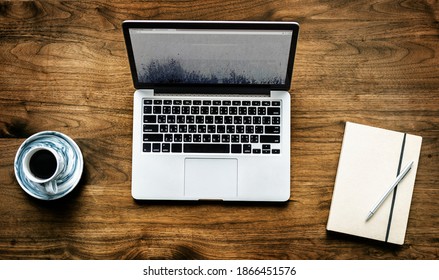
[[22, 146, 65, 195], [14, 131, 83, 200]]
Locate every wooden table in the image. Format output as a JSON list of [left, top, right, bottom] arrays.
[[0, 0, 438, 259]]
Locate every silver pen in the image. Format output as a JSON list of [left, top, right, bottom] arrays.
[[366, 161, 414, 222]]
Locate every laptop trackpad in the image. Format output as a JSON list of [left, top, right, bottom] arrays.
[[184, 158, 238, 199]]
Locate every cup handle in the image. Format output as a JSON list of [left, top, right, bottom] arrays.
[[44, 180, 58, 195]]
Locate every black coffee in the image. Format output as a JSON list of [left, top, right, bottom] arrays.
[[29, 149, 58, 180]]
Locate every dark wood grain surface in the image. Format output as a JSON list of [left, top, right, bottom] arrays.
[[0, 0, 438, 259]]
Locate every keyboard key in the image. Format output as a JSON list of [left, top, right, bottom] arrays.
[[203, 100, 211, 105], [177, 115, 185, 123], [193, 134, 202, 142], [243, 144, 252, 153], [272, 149, 280, 154], [174, 134, 182, 142], [272, 101, 281, 106], [154, 100, 162, 105], [268, 107, 280, 115], [162, 143, 170, 153], [182, 106, 190, 114], [262, 101, 270, 106], [255, 126, 264, 134], [158, 115, 166, 123], [164, 134, 173, 142], [272, 117, 281, 124], [198, 125, 206, 133], [222, 135, 230, 143], [163, 106, 172, 114], [248, 107, 257, 115], [143, 143, 151, 152], [160, 125, 168, 133], [152, 106, 162, 115], [172, 106, 180, 114], [143, 124, 158, 132], [143, 134, 163, 142], [234, 116, 242, 124], [215, 116, 223, 124], [172, 143, 182, 153], [184, 144, 230, 153], [260, 135, 280, 143], [179, 125, 187, 133], [246, 126, 254, 134], [231, 144, 242, 153], [203, 134, 211, 142], [265, 126, 280, 134], [252, 101, 260, 106], [144, 100, 153, 105], [210, 107, 219, 114], [173, 100, 182, 105], [143, 115, 156, 123], [217, 125, 225, 133], [152, 143, 161, 152], [191, 106, 200, 114], [201, 106, 209, 114], [253, 149, 261, 154], [144, 106, 152, 114], [183, 100, 191, 105], [188, 125, 197, 133], [164, 100, 172, 105], [241, 135, 249, 143], [170, 125, 178, 132], [232, 101, 241, 106], [213, 100, 221, 105], [196, 116, 204, 124], [207, 125, 216, 133], [184, 134, 192, 142], [236, 125, 245, 134], [205, 116, 214, 124]]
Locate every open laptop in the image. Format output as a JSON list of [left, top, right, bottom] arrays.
[[122, 20, 299, 201]]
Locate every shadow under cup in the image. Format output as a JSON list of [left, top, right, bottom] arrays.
[[14, 131, 83, 200]]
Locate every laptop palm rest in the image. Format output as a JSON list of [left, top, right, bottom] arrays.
[[184, 158, 238, 199]]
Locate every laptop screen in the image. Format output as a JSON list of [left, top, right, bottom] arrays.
[[123, 21, 299, 91]]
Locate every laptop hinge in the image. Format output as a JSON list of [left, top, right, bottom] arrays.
[[152, 86, 271, 97]]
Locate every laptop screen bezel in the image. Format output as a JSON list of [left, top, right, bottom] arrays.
[[122, 20, 299, 93]]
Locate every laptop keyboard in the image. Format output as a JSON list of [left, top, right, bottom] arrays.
[[142, 98, 282, 154]]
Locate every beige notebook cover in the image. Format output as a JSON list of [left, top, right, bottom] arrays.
[[327, 122, 422, 245]]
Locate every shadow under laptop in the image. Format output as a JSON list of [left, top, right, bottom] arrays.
[[133, 198, 290, 209]]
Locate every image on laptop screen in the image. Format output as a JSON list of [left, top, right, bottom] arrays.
[[128, 28, 294, 85]]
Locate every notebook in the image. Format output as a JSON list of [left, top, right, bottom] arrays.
[[122, 20, 299, 201], [327, 122, 422, 245]]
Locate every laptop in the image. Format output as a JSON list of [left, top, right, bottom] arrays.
[[122, 20, 299, 201]]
